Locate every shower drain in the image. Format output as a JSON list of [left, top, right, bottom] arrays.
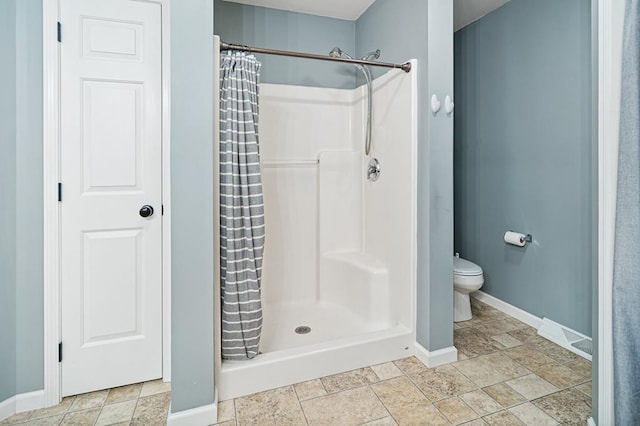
[[295, 326, 311, 335]]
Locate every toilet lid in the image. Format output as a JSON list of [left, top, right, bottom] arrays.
[[453, 257, 483, 276]]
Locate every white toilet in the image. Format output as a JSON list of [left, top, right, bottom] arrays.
[[453, 255, 484, 322]]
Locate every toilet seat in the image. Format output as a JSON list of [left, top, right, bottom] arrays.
[[454, 257, 483, 276]]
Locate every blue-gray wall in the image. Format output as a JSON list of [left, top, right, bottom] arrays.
[[454, 0, 593, 336], [214, 0, 356, 89], [357, 0, 455, 351], [170, 0, 216, 413], [15, 0, 44, 395], [0, 0, 18, 404]]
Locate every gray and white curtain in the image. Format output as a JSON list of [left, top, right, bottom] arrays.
[[219, 51, 264, 360], [613, 0, 640, 423]]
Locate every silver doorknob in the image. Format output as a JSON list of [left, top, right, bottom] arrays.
[[139, 205, 154, 218]]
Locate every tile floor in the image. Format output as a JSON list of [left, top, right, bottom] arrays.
[[2, 299, 592, 426]]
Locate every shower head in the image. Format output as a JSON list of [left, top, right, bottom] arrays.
[[361, 50, 381, 61], [328, 47, 353, 60], [328, 47, 342, 58]]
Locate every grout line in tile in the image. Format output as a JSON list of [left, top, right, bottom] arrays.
[[367, 383, 395, 424]]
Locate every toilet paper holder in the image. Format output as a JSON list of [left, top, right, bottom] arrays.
[[510, 231, 533, 244]]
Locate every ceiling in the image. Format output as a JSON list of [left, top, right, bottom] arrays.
[[223, 0, 510, 27], [222, 0, 376, 21], [454, 0, 511, 31]]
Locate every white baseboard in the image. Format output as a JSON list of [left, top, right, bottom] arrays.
[[588, 417, 596, 426], [413, 343, 458, 368], [0, 390, 45, 422], [472, 291, 542, 329], [0, 395, 16, 423], [166, 402, 217, 426], [16, 390, 45, 413]]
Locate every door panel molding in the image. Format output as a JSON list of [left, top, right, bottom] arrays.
[[43, 0, 171, 407]]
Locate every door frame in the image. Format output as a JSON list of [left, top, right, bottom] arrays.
[[596, 0, 618, 423], [43, 0, 171, 406]]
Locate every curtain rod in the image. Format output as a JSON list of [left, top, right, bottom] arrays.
[[220, 41, 412, 73]]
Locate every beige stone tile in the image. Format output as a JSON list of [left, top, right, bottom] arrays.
[[483, 410, 525, 425], [454, 353, 530, 388], [20, 415, 65, 426], [459, 390, 503, 416], [392, 357, 429, 378], [461, 420, 488, 426], [69, 390, 108, 412], [505, 374, 558, 400], [529, 363, 587, 389], [482, 383, 526, 408], [474, 320, 525, 337], [503, 345, 557, 369], [491, 334, 523, 349], [29, 397, 75, 420], [533, 389, 591, 425], [532, 340, 580, 364], [361, 417, 398, 425], [370, 376, 448, 426], [573, 381, 592, 399], [458, 352, 469, 361], [321, 368, 379, 394], [300, 385, 387, 426], [215, 422, 235, 426], [294, 379, 327, 401], [235, 386, 305, 425], [411, 365, 477, 401], [467, 305, 506, 325], [60, 408, 101, 425], [509, 402, 558, 426], [455, 328, 504, 358], [564, 358, 592, 380], [506, 328, 547, 346], [96, 400, 137, 426], [455, 321, 471, 329], [0, 410, 32, 424], [217, 399, 235, 423], [131, 392, 171, 425], [139, 379, 171, 397], [106, 383, 143, 405], [371, 362, 403, 381], [433, 397, 477, 425]]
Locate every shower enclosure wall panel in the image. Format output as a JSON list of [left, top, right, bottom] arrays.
[[361, 69, 417, 328], [216, 64, 417, 400]]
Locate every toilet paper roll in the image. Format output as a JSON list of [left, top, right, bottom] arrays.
[[504, 231, 526, 247]]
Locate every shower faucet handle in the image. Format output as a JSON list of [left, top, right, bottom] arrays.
[[367, 158, 381, 182]]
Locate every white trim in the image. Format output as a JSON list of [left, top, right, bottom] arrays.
[[42, 0, 61, 408], [597, 0, 618, 423], [43, 0, 172, 405], [471, 291, 542, 329], [16, 390, 45, 413], [0, 390, 45, 423], [413, 343, 458, 368], [160, 0, 172, 384], [166, 402, 218, 426], [0, 396, 15, 423], [588, 417, 596, 426], [212, 35, 222, 407]]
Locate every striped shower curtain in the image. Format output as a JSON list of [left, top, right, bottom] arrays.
[[613, 0, 640, 423], [219, 51, 264, 360]]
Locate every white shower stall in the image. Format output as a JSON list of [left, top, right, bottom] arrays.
[[214, 38, 418, 399]]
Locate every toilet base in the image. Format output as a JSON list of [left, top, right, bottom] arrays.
[[454, 291, 472, 322]]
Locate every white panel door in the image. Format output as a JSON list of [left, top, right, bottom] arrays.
[[60, 0, 163, 397]]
